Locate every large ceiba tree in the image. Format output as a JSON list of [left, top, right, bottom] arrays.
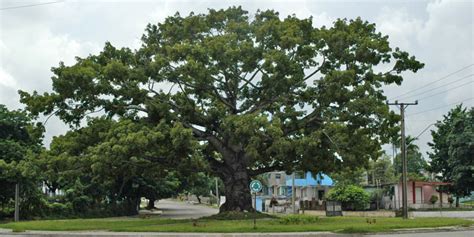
[[20, 7, 423, 212]]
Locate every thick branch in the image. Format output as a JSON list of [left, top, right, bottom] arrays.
[[304, 56, 326, 81], [246, 95, 283, 114], [124, 105, 148, 113], [238, 68, 262, 90]]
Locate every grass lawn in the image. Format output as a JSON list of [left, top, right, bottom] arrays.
[[462, 200, 474, 206], [0, 216, 471, 233]]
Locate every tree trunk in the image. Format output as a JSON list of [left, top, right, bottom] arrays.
[[218, 161, 253, 212], [196, 196, 201, 204], [456, 196, 460, 208], [147, 198, 156, 209]]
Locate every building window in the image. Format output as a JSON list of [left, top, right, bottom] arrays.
[[278, 187, 286, 196], [275, 173, 281, 179]]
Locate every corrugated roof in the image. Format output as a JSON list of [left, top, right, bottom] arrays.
[[285, 171, 333, 186]]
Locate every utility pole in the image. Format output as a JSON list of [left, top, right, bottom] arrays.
[[292, 172, 296, 214], [14, 183, 19, 222], [387, 100, 417, 219]]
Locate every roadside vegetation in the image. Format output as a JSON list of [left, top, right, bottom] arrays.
[[0, 216, 470, 233]]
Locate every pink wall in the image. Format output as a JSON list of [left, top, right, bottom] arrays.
[[395, 182, 450, 206]]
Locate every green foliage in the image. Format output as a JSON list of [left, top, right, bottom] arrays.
[[393, 136, 428, 177], [429, 195, 439, 204], [331, 167, 365, 186], [428, 105, 473, 199], [367, 154, 396, 185], [327, 185, 370, 210], [19, 8, 424, 211], [182, 172, 215, 203], [278, 215, 319, 225], [34, 117, 199, 217], [0, 104, 45, 219], [448, 196, 454, 204]]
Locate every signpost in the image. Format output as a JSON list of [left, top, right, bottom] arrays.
[[249, 180, 262, 229]]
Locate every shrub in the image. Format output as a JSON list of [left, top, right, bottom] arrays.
[[429, 195, 439, 204], [448, 196, 454, 204], [47, 202, 73, 217], [327, 185, 369, 211], [278, 215, 319, 224]]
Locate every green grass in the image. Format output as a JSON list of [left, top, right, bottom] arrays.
[[462, 200, 474, 206], [0, 216, 471, 233]]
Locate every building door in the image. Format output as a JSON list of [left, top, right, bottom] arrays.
[[415, 187, 422, 204], [318, 190, 325, 200]]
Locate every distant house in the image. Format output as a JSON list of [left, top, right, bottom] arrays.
[[255, 171, 333, 212], [263, 171, 333, 200], [285, 171, 333, 201], [387, 180, 453, 209]]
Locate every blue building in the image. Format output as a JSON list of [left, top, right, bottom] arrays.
[[285, 171, 334, 201], [254, 171, 334, 212], [263, 171, 333, 201]]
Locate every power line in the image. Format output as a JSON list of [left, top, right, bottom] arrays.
[[406, 97, 474, 117], [396, 73, 473, 100], [0, 0, 64, 11], [416, 80, 474, 101], [389, 64, 474, 100]]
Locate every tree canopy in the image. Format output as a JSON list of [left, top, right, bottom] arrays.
[[428, 105, 473, 204], [36, 117, 199, 215], [0, 104, 44, 218], [19, 7, 424, 212], [393, 136, 428, 178]]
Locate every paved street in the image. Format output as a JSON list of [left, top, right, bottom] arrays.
[[369, 230, 474, 237], [155, 199, 218, 219]]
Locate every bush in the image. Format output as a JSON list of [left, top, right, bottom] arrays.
[[47, 202, 73, 217], [279, 215, 319, 224], [430, 195, 439, 205], [327, 185, 369, 211], [448, 196, 454, 204]]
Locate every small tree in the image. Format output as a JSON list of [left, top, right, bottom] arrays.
[[327, 185, 369, 211], [429, 195, 438, 208], [448, 196, 454, 207]]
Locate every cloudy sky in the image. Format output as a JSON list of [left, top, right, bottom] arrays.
[[1, 0, 473, 158]]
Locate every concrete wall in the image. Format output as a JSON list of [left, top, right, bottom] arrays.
[[304, 210, 396, 217]]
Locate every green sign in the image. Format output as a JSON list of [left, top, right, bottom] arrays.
[[250, 180, 262, 193]]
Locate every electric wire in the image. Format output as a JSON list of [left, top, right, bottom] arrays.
[[0, 1, 64, 11], [406, 97, 474, 117], [396, 74, 473, 101], [389, 64, 474, 100], [416, 80, 474, 101]]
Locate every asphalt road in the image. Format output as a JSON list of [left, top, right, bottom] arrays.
[[370, 230, 474, 237], [155, 199, 218, 219]]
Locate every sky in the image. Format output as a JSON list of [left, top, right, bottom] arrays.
[[0, 0, 473, 158]]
